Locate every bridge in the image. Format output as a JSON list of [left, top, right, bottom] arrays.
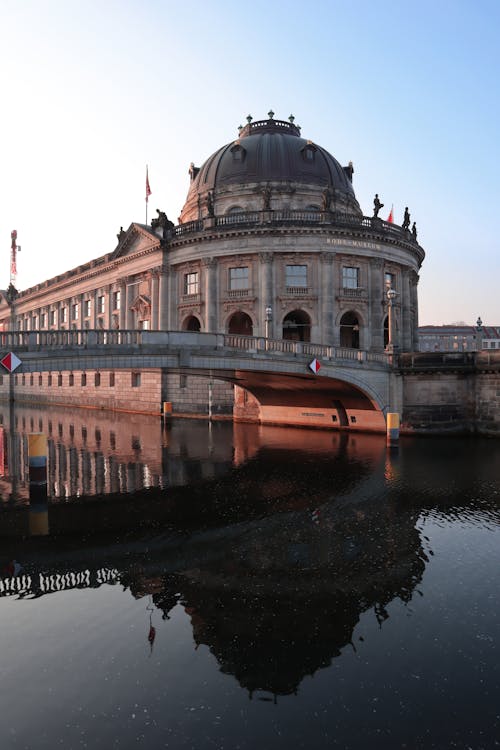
[[0, 329, 396, 431]]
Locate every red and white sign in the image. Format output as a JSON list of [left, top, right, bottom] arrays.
[[309, 358, 321, 374], [1, 352, 22, 373]]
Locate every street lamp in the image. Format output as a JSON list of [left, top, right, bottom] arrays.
[[265, 305, 272, 341], [386, 287, 398, 352]]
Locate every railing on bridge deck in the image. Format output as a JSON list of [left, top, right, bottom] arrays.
[[0, 329, 389, 365]]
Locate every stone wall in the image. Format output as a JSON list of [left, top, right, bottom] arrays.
[[0, 369, 234, 418], [401, 369, 500, 436]]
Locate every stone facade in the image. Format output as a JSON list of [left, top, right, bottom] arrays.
[[0, 114, 425, 425]]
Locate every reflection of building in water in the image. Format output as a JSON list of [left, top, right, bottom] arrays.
[[0, 404, 237, 502], [175, 494, 425, 697]]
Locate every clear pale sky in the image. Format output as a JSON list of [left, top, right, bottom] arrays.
[[1, 0, 498, 326]]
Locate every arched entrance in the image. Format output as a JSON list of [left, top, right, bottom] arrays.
[[183, 315, 201, 332], [282, 310, 311, 342], [340, 311, 360, 348], [228, 311, 253, 336]]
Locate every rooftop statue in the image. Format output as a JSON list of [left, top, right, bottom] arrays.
[[373, 194, 384, 218], [402, 207, 411, 231]]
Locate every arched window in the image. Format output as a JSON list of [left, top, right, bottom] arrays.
[[227, 311, 253, 336], [282, 310, 311, 342], [340, 311, 360, 349], [183, 315, 201, 332]]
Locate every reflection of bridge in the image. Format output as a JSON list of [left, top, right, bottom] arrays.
[[1, 329, 395, 430]]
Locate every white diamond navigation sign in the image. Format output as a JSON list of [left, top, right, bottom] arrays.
[[1, 352, 22, 373], [309, 358, 321, 374]]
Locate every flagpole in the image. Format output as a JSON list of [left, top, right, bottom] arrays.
[[145, 165, 149, 225]]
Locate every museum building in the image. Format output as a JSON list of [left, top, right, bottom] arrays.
[[0, 113, 425, 418]]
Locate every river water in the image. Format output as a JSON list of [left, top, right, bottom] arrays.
[[0, 406, 499, 749]]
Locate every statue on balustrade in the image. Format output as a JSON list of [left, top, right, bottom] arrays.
[[206, 191, 215, 217], [262, 184, 272, 210], [322, 187, 332, 212], [373, 194, 384, 218], [402, 207, 411, 230], [151, 209, 174, 239]]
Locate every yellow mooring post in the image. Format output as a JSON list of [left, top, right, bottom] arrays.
[[28, 433, 49, 536], [386, 412, 400, 449]]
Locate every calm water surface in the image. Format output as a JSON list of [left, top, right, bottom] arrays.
[[0, 412, 499, 749]]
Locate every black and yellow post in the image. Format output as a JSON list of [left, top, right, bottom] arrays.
[[28, 433, 49, 536]]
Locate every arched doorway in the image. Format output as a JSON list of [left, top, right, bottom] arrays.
[[228, 311, 253, 336], [183, 315, 201, 332], [383, 315, 389, 348], [340, 311, 360, 348], [282, 310, 311, 342]]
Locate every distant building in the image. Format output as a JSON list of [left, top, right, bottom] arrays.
[[418, 325, 500, 352]]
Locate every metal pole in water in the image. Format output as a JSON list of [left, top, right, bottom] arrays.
[[386, 412, 400, 449], [28, 433, 49, 536]]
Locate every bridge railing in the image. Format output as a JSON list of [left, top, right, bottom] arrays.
[[0, 329, 389, 366]]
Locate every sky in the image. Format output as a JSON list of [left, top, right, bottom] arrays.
[[0, 0, 498, 326]]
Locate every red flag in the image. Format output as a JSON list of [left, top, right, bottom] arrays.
[[146, 167, 152, 203], [387, 205, 394, 223]]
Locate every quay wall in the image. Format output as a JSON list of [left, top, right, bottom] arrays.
[[0, 369, 234, 418], [401, 369, 500, 436]]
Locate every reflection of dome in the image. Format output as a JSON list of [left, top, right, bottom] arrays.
[[180, 116, 361, 222]]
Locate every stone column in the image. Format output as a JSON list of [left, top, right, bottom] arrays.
[[118, 279, 126, 330], [167, 268, 177, 330], [259, 252, 273, 337], [369, 258, 384, 352], [126, 281, 135, 329], [202, 257, 218, 332], [158, 267, 169, 330], [401, 270, 412, 351], [151, 270, 160, 330], [411, 271, 420, 350], [320, 252, 334, 344]]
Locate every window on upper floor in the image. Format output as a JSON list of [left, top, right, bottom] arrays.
[[229, 266, 249, 290], [61, 307, 68, 323], [342, 267, 359, 289], [184, 272, 199, 295], [286, 265, 307, 288], [98, 296, 105, 314], [84, 300, 91, 317], [112, 291, 121, 310], [72, 303, 79, 321], [385, 272, 396, 289]]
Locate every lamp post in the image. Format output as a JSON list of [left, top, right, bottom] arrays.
[[265, 305, 272, 342]]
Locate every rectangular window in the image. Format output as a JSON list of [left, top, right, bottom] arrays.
[[184, 272, 199, 295], [113, 291, 121, 310], [98, 296, 105, 314], [385, 272, 395, 289], [41, 313, 47, 328], [229, 266, 249, 290], [132, 372, 141, 387], [33, 316, 38, 329], [50, 310, 56, 326], [95, 372, 101, 387], [342, 267, 359, 289], [286, 265, 307, 288], [109, 372, 115, 387], [81, 373, 87, 386], [72, 303, 79, 321], [61, 307, 68, 323], [84, 300, 91, 318]]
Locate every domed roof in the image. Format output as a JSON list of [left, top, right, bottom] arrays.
[[180, 114, 359, 221]]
